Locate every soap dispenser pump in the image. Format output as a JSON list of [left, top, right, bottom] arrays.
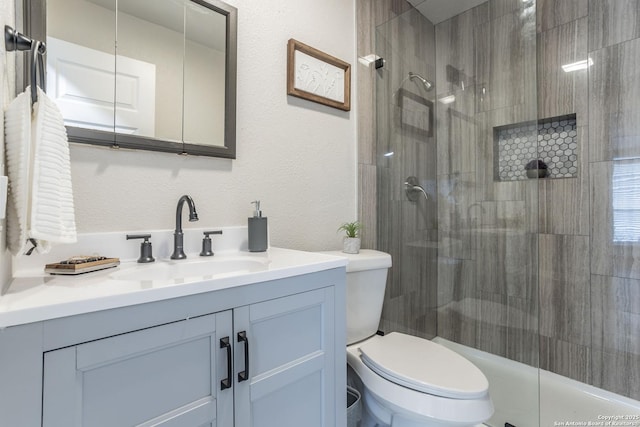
[[248, 200, 268, 252]]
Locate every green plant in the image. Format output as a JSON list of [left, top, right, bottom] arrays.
[[337, 221, 362, 238]]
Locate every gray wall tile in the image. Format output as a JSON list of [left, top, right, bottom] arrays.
[[588, 0, 640, 51], [357, 0, 373, 56], [476, 8, 537, 115], [437, 172, 476, 260], [537, 0, 587, 33], [538, 126, 589, 236], [435, 6, 478, 174], [359, 164, 377, 249], [540, 336, 591, 383], [591, 348, 640, 401], [489, 0, 532, 21], [537, 17, 588, 120], [373, 0, 414, 27], [477, 230, 537, 299], [437, 257, 477, 348], [539, 234, 591, 346], [477, 291, 508, 357], [436, 103, 476, 176], [507, 295, 539, 366], [589, 38, 640, 162], [357, 62, 376, 166], [591, 274, 640, 355]]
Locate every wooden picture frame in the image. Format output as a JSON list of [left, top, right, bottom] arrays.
[[287, 39, 351, 111]]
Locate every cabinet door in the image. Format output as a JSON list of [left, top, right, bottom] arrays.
[[42, 311, 233, 427], [234, 287, 336, 427]]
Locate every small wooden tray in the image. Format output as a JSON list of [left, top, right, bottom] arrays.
[[45, 257, 120, 275]]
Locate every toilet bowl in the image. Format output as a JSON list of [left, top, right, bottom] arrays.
[[322, 250, 493, 427]]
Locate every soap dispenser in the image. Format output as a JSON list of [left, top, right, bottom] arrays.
[[248, 200, 268, 252]]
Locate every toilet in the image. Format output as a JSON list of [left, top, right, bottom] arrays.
[[324, 249, 494, 427]]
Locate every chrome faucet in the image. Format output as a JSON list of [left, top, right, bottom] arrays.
[[171, 195, 199, 260]]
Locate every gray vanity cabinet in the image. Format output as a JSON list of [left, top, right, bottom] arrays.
[[25, 280, 339, 427], [0, 269, 345, 427]]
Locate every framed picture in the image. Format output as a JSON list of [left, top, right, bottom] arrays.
[[287, 39, 351, 111]]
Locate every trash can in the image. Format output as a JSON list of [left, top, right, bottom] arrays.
[[347, 386, 362, 427]]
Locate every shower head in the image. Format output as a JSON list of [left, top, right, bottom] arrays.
[[408, 72, 433, 91]]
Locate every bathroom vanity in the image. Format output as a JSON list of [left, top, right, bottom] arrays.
[[0, 243, 347, 427]]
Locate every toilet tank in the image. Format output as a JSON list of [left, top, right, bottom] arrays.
[[321, 250, 392, 345]]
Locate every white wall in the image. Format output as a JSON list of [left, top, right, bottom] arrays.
[[0, 0, 15, 289], [66, 0, 357, 251]]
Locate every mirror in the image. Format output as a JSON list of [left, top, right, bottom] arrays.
[[24, 0, 237, 158]]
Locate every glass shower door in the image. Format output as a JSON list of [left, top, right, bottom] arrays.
[[375, 6, 439, 341], [375, 1, 540, 426]]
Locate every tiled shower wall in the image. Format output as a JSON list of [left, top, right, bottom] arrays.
[[435, 0, 540, 368], [356, 0, 438, 339], [358, 0, 640, 402], [436, 0, 640, 400]]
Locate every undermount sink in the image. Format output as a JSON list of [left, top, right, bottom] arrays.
[[110, 256, 269, 282]]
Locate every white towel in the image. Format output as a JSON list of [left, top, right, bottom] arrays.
[[4, 86, 77, 256], [4, 89, 31, 255]]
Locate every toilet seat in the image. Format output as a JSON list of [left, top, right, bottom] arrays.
[[347, 334, 494, 425], [359, 332, 488, 399]]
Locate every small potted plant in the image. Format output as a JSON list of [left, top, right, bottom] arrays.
[[525, 159, 549, 179], [338, 221, 362, 254]]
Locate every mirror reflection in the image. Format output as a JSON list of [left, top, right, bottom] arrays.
[[45, 0, 231, 152]]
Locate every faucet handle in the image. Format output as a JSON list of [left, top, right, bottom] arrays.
[[126, 234, 155, 263], [200, 230, 223, 257]]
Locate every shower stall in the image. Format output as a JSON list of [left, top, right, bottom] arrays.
[[356, 0, 640, 425]]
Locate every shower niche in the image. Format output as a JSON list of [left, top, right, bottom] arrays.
[[494, 114, 578, 181]]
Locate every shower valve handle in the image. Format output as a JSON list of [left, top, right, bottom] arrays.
[[404, 176, 428, 202]]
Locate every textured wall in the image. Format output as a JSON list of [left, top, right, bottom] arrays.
[[59, 0, 356, 252], [0, 0, 356, 287]]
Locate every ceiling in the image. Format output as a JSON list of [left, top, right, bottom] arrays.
[[406, 0, 488, 24]]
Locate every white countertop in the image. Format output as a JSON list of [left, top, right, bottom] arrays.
[[0, 247, 347, 328]]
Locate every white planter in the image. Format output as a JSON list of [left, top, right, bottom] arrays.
[[343, 237, 361, 254]]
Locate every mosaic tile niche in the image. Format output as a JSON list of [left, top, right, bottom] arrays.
[[495, 115, 578, 181]]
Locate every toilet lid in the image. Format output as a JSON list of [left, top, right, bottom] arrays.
[[359, 332, 489, 399]]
